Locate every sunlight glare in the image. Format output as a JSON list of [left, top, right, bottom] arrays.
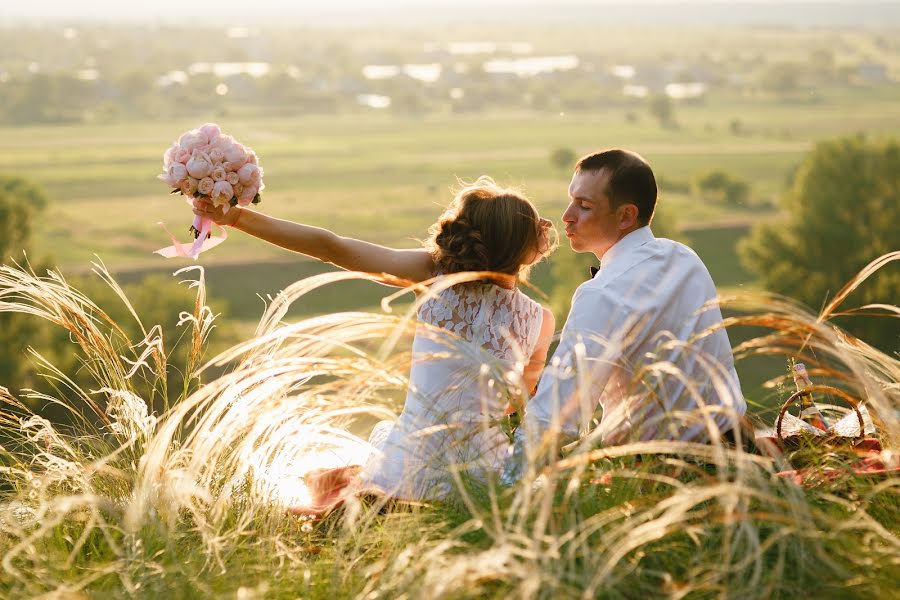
[[247, 428, 375, 507]]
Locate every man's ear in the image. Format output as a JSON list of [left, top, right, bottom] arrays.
[[617, 203, 639, 230]]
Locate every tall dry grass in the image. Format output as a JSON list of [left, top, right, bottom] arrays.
[[0, 255, 897, 598]]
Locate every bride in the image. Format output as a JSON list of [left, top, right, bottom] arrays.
[[193, 177, 557, 506]]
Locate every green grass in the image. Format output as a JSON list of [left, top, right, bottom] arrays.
[[0, 263, 897, 599]]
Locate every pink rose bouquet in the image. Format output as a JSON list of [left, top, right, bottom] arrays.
[[155, 123, 264, 258]]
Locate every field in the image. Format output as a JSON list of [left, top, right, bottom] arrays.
[[6, 87, 900, 273], [3, 84, 899, 403], [2, 16, 900, 597]]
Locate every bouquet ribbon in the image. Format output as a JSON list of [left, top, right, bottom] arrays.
[[155, 214, 228, 259]]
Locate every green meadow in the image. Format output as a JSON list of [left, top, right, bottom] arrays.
[[3, 84, 900, 404], [6, 85, 900, 278]]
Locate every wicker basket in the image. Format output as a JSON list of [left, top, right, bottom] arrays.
[[775, 385, 865, 448]]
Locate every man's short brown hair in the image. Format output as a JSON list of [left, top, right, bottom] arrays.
[[575, 149, 657, 226]]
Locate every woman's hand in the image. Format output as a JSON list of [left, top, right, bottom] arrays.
[[192, 198, 241, 227]]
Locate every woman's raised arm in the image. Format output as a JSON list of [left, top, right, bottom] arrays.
[[193, 199, 434, 283]]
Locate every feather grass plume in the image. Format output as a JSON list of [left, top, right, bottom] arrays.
[[0, 256, 897, 598]]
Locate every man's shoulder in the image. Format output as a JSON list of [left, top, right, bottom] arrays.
[[578, 237, 716, 302], [587, 237, 707, 285], [652, 235, 701, 259], [646, 236, 713, 279]]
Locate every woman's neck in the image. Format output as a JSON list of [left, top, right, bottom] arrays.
[[491, 273, 517, 290]]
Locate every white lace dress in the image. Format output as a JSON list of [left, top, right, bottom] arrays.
[[358, 281, 544, 500]]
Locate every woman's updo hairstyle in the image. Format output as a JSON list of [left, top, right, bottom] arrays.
[[425, 176, 556, 281]]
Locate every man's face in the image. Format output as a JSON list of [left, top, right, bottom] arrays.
[[562, 169, 623, 259]]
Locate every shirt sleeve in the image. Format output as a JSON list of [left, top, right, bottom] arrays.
[[501, 286, 630, 484], [521, 285, 631, 442]]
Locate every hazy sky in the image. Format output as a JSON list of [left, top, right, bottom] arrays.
[[3, 0, 896, 25], [3, 0, 886, 17]]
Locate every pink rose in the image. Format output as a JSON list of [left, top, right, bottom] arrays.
[[180, 177, 199, 196], [199, 123, 221, 145], [163, 143, 179, 167], [226, 171, 239, 185], [211, 180, 234, 206], [238, 183, 258, 206], [237, 163, 261, 185], [158, 162, 187, 187], [247, 151, 258, 165], [174, 147, 191, 164], [186, 151, 213, 179], [179, 129, 208, 153], [169, 162, 187, 182], [214, 134, 234, 152], [232, 182, 243, 198], [224, 142, 248, 168], [209, 147, 225, 164], [211, 165, 227, 182], [197, 177, 215, 196]]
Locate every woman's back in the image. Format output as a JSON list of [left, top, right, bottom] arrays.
[[361, 281, 544, 499], [418, 280, 544, 362]]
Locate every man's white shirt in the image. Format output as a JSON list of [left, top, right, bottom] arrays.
[[522, 226, 746, 447]]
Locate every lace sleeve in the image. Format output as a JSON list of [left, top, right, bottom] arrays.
[[417, 283, 543, 362]]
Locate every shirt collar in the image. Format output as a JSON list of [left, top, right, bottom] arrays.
[[600, 226, 655, 269]]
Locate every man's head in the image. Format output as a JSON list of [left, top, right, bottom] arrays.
[[562, 149, 657, 260]]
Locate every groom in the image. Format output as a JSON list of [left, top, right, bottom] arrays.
[[506, 149, 746, 477]]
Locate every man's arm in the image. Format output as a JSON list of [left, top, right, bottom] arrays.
[[525, 287, 627, 437], [503, 287, 627, 483]]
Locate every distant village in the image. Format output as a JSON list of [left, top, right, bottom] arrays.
[[0, 25, 895, 124]]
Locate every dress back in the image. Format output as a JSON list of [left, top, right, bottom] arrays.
[[361, 281, 544, 499]]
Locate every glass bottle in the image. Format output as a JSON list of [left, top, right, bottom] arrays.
[[792, 362, 829, 431]]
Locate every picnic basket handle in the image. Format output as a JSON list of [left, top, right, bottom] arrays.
[[775, 385, 865, 442]]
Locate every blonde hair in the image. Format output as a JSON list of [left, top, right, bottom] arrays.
[[424, 176, 557, 281]]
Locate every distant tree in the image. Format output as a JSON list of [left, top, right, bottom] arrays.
[[0, 176, 47, 261], [550, 147, 577, 173], [656, 175, 691, 194], [3, 74, 96, 124], [694, 170, 751, 206], [760, 61, 803, 98], [648, 94, 674, 127], [739, 135, 900, 352], [809, 48, 836, 84], [391, 90, 427, 115], [0, 177, 51, 392]]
